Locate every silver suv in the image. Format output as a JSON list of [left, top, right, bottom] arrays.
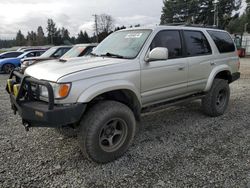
[[7, 26, 240, 163]]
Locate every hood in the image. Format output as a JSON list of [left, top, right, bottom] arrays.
[[23, 57, 53, 61], [25, 57, 127, 82]]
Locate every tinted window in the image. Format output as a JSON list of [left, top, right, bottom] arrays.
[[184, 31, 212, 56], [207, 30, 235, 53], [26, 52, 36, 57], [35, 51, 44, 56], [150, 30, 182, 59], [81, 46, 94, 56], [54, 48, 70, 57], [3, 52, 22, 58]]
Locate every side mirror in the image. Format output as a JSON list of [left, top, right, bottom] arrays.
[[146, 47, 168, 62]]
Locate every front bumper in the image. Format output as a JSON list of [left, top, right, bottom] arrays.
[[7, 71, 86, 128], [231, 72, 240, 83]]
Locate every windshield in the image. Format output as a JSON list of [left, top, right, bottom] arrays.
[[61, 46, 86, 59], [40, 47, 58, 58], [93, 29, 151, 59]]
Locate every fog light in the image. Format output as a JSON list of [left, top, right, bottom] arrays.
[[13, 84, 20, 97]]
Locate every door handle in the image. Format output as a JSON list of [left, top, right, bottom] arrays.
[[210, 62, 216, 66]]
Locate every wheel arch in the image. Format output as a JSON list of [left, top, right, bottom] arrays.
[[205, 65, 232, 92], [77, 82, 142, 121]]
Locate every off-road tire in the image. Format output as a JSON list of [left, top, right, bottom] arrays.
[[77, 100, 136, 163], [202, 78, 230, 117]]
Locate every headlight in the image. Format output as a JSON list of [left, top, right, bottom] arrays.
[[39, 82, 71, 99], [23, 60, 35, 66]]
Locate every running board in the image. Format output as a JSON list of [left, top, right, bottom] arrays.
[[141, 93, 205, 114]]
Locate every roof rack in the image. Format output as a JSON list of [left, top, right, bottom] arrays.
[[162, 23, 220, 29]]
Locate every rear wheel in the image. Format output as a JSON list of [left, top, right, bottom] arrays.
[[202, 78, 230, 117], [77, 100, 136, 163], [3, 64, 15, 74]]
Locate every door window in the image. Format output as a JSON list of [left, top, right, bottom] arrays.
[[184, 30, 212, 56], [150, 30, 182, 59]]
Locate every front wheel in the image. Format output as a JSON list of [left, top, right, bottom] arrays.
[[77, 101, 136, 163], [202, 78, 230, 117], [3, 64, 15, 74]]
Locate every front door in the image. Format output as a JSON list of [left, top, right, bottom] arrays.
[[140, 30, 188, 106]]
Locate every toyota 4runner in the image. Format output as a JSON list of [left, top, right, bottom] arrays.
[[6, 26, 240, 163]]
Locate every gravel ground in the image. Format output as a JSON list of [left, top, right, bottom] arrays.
[[0, 58, 250, 188]]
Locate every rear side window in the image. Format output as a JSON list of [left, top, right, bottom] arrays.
[[184, 30, 212, 56], [3, 52, 22, 58], [35, 51, 44, 56], [150, 30, 182, 59], [26, 52, 35, 57], [207, 30, 235, 53]]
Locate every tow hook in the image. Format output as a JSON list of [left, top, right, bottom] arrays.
[[22, 120, 30, 131]]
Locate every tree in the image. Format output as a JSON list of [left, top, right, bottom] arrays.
[[15, 30, 26, 46], [114, 26, 126, 31], [26, 31, 37, 46], [37, 26, 46, 45], [46, 19, 57, 44], [94, 14, 115, 42], [61, 27, 71, 44], [77, 31, 90, 43], [160, 0, 242, 28], [226, 1, 250, 33]]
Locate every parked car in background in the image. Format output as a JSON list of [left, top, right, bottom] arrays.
[[0, 51, 23, 59], [60, 43, 98, 60], [0, 50, 45, 73], [20, 46, 72, 72], [21, 47, 50, 52], [17, 46, 51, 52]]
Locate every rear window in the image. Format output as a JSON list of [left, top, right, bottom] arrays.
[[207, 30, 235, 53], [184, 30, 212, 56]]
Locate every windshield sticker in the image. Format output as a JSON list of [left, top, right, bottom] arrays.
[[125, 33, 143, 38]]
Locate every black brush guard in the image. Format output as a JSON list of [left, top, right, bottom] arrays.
[[7, 71, 86, 129]]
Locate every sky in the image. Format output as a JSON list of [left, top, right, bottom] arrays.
[[0, 0, 247, 39], [0, 0, 163, 39]]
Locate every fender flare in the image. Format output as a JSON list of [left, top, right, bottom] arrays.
[[77, 80, 141, 105]]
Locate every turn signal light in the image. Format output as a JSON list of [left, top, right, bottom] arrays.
[[58, 84, 70, 98]]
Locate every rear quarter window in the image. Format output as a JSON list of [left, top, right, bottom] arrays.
[[207, 30, 235, 53]]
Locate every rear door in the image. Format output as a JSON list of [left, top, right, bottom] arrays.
[[183, 30, 213, 92]]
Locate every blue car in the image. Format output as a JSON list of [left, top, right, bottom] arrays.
[[0, 50, 45, 74]]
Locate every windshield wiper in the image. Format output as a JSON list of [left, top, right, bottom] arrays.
[[100, 52, 124, 59]]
